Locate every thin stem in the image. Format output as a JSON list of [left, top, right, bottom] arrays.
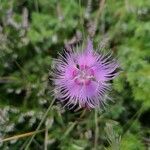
[[79, 0, 85, 40], [0, 129, 45, 143], [0, 76, 18, 83], [44, 127, 48, 150], [122, 105, 144, 137], [24, 98, 55, 150], [34, 0, 39, 12], [94, 109, 98, 150], [95, 0, 105, 27]]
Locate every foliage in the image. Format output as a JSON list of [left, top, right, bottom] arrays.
[[0, 0, 149, 149]]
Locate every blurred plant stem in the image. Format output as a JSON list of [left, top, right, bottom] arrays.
[[0, 76, 18, 83], [123, 104, 145, 136], [0, 129, 45, 143], [95, 0, 105, 29], [79, 0, 85, 40], [94, 109, 98, 150], [44, 127, 48, 150], [24, 98, 55, 150]]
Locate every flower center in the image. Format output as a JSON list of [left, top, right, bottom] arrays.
[[72, 65, 95, 85]]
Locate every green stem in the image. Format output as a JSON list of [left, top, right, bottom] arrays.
[[94, 109, 98, 150], [24, 98, 55, 150]]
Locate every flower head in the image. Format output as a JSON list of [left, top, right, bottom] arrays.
[[53, 39, 120, 109]]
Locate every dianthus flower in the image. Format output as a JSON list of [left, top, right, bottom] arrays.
[[53, 39, 120, 109]]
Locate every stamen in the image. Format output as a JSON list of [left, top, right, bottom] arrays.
[[72, 65, 95, 85]]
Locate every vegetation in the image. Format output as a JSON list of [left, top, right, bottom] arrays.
[[0, 0, 149, 149]]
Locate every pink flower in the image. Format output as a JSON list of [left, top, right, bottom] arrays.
[[53, 39, 120, 109]]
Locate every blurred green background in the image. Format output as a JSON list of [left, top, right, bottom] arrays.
[[0, 0, 150, 149]]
